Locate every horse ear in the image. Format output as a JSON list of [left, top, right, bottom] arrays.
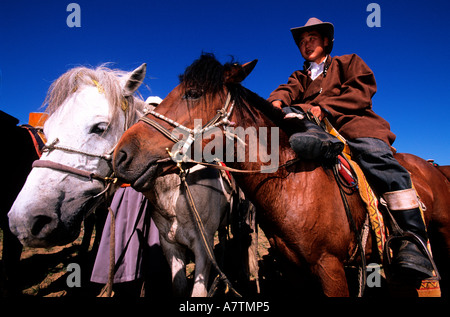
[[224, 59, 258, 84], [122, 63, 146, 97]]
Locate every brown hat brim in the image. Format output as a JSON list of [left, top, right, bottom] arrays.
[[291, 21, 334, 54]]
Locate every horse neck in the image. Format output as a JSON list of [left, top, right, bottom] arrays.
[[226, 91, 294, 174]]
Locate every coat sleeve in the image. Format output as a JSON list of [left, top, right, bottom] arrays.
[[315, 54, 377, 115], [267, 70, 305, 106]]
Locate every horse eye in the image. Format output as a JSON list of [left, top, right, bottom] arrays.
[[183, 89, 203, 100], [90, 122, 108, 135]]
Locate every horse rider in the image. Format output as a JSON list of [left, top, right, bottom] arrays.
[[268, 17, 435, 281]]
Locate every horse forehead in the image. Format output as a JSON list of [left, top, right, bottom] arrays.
[[68, 86, 111, 118], [45, 87, 112, 135]]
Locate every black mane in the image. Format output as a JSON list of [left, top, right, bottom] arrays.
[[180, 53, 285, 126], [179, 53, 231, 94]]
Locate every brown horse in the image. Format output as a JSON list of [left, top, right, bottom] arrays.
[[113, 54, 450, 296]]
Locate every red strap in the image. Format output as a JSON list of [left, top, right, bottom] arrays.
[[21, 125, 45, 157], [337, 155, 357, 187], [218, 161, 232, 181]]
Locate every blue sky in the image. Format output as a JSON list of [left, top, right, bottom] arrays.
[[1, 0, 449, 164]]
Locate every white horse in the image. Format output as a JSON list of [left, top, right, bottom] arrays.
[[7, 64, 240, 296]]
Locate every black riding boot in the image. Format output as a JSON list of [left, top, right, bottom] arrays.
[[383, 189, 435, 280], [288, 120, 344, 160]]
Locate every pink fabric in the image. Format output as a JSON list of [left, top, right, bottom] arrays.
[[90, 187, 160, 283]]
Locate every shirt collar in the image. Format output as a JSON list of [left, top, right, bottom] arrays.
[[307, 55, 328, 80], [307, 55, 328, 70]]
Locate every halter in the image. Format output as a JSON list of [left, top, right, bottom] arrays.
[[34, 137, 118, 189], [139, 92, 235, 164], [32, 80, 127, 203]]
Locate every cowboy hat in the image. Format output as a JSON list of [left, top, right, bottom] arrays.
[[291, 17, 334, 54]]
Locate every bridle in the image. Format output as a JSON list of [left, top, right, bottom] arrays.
[[139, 91, 235, 165], [32, 140, 119, 226], [139, 91, 298, 174], [33, 137, 118, 194], [32, 80, 129, 206]]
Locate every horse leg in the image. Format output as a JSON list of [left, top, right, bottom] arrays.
[[191, 244, 212, 297], [311, 254, 349, 297], [159, 238, 189, 296]]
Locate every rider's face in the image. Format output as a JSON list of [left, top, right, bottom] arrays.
[[299, 31, 329, 64]]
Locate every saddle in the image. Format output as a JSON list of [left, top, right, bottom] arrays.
[[324, 118, 441, 297], [21, 112, 48, 157]]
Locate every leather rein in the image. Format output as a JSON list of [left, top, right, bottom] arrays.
[[33, 137, 118, 196], [140, 91, 299, 173]]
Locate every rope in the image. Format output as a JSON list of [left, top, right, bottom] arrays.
[[139, 116, 181, 143], [179, 170, 241, 297], [139, 93, 234, 163], [182, 158, 300, 174], [43, 138, 114, 161], [105, 206, 116, 296], [332, 163, 367, 297]]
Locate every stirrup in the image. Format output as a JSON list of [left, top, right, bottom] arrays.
[[384, 231, 440, 281]]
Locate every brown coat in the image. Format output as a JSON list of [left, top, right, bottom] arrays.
[[268, 54, 396, 145]]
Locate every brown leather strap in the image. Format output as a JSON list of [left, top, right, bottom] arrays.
[[32, 160, 109, 183]]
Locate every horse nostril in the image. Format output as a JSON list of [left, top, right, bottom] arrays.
[[114, 148, 132, 175], [31, 215, 53, 236], [115, 149, 128, 166]]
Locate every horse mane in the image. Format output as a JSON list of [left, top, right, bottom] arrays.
[[179, 53, 227, 94], [43, 64, 146, 127], [180, 53, 286, 126]]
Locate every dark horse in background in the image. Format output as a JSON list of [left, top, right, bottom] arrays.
[[112, 54, 450, 297], [0, 110, 40, 295]]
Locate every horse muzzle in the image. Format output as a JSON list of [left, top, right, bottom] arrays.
[[8, 208, 76, 247], [8, 190, 85, 247], [113, 140, 166, 189]]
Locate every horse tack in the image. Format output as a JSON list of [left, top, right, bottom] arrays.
[[32, 160, 116, 185], [140, 92, 235, 163], [20, 124, 46, 157], [142, 92, 300, 174], [324, 115, 442, 294], [138, 87, 368, 296], [178, 167, 241, 297], [43, 137, 115, 161]]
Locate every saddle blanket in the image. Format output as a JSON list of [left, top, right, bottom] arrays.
[[326, 119, 441, 297]]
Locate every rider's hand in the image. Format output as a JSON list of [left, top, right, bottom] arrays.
[[271, 100, 283, 109], [310, 106, 325, 121]]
